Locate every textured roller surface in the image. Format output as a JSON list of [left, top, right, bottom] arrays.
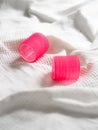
[[52, 56, 80, 81]]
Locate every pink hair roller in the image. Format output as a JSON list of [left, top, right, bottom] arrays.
[[52, 56, 80, 81], [19, 33, 49, 62]]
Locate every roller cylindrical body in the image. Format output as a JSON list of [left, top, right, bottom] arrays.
[[52, 56, 80, 81], [19, 33, 49, 62]]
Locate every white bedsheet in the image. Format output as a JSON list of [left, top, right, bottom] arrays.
[[0, 0, 98, 129]]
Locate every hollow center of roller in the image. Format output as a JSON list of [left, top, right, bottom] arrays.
[[20, 45, 35, 62]]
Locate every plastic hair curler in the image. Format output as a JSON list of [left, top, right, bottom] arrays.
[[19, 33, 49, 62], [52, 55, 80, 81]]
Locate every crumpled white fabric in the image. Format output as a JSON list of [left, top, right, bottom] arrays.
[[0, 0, 98, 130]]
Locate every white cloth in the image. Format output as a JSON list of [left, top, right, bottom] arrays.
[[0, 0, 98, 130]]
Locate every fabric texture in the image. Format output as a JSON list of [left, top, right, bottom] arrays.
[[0, 0, 98, 129]]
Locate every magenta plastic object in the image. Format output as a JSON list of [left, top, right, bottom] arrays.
[[52, 56, 80, 81], [19, 33, 49, 62]]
